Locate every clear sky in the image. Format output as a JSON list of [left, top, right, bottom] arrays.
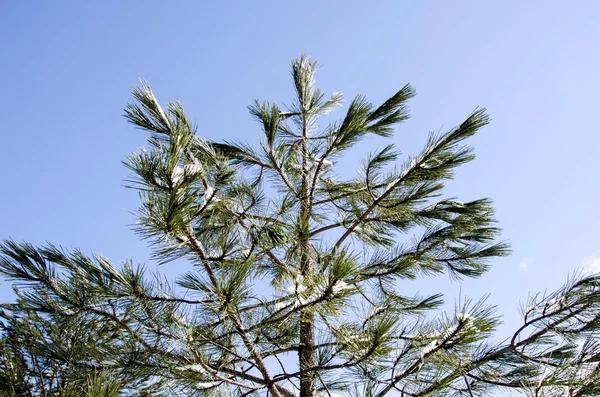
[[1, 1, 599, 393]]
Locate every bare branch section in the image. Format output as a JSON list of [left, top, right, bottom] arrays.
[[2, 56, 599, 397]]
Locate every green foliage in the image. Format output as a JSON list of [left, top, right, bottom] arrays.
[[86, 372, 122, 397], [1, 55, 599, 396]]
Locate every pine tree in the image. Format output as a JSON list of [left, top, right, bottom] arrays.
[[1, 56, 599, 396]]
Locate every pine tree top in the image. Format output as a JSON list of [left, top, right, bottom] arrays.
[[1, 56, 599, 397]]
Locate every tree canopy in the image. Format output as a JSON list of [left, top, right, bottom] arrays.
[[1, 56, 599, 396]]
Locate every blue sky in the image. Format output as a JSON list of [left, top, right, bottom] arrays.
[[1, 0, 599, 391]]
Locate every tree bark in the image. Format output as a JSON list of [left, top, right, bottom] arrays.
[[299, 312, 316, 397]]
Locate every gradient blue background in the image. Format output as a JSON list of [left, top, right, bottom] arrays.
[[1, 2, 599, 394]]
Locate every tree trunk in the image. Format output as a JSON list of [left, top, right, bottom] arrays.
[[299, 312, 316, 397], [299, 110, 317, 397]]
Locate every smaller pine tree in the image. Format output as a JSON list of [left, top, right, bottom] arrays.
[[1, 55, 599, 396]]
